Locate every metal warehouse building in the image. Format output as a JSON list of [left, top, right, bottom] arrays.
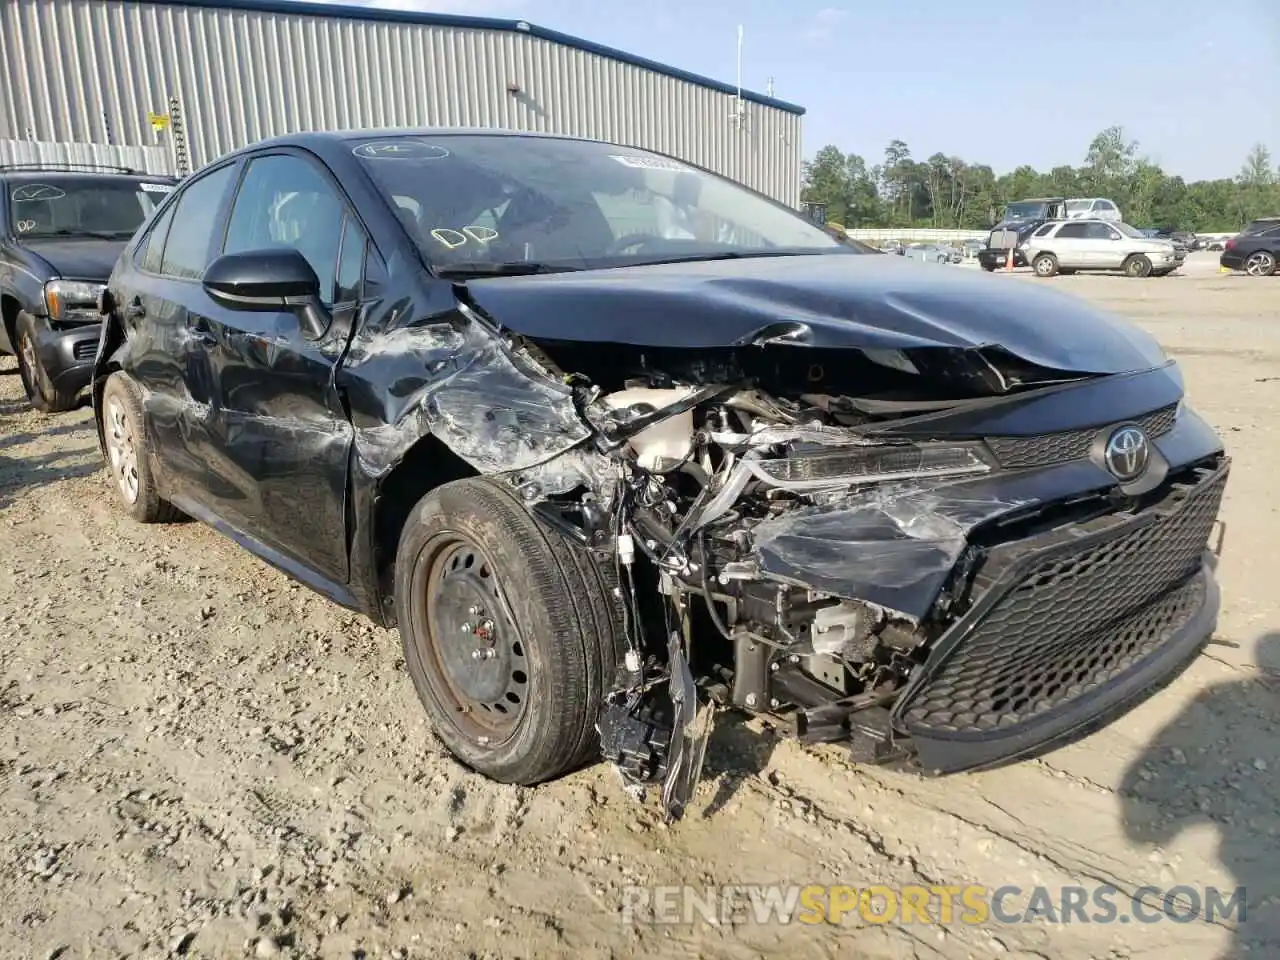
[[0, 0, 805, 204]]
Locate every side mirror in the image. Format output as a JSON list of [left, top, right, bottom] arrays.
[[203, 249, 330, 339]]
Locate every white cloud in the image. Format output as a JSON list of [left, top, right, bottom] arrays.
[[804, 7, 849, 42]]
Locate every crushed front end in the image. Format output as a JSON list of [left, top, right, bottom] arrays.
[[473, 330, 1228, 820]]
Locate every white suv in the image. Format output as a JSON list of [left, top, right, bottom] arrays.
[[1022, 218, 1182, 277], [1065, 197, 1123, 222]]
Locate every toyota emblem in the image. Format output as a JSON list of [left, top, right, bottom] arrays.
[[1104, 425, 1151, 482]]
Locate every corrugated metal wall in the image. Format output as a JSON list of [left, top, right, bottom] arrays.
[[0, 137, 172, 174], [0, 0, 803, 204]]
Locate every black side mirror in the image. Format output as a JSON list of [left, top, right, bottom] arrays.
[[203, 249, 330, 339]]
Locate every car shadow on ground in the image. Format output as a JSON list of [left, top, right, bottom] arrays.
[[698, 714, 781, 818], [1120, 632, 1280, 957], [0, 446, 100, 510]]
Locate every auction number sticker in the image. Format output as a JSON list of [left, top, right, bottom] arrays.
[[609, 154, 689, 171]]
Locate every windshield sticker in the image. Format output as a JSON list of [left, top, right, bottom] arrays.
[[609, 154, 689, 172], [354, 140, 450, 161], [430, 226, 499, 249], [15, 219, 37, 233], [140, 182, 174, 193], [11, 184, 66, 203]]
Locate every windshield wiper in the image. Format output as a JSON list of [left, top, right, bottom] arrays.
[[623, 249, 834, 268], [434, 262, 578, 278]]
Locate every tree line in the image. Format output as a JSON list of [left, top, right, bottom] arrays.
[[801, 126, 1279, 233]]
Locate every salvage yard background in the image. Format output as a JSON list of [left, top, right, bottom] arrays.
[[1, 251, 1276, 959]]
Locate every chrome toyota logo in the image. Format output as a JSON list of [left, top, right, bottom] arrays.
[[1104, 425, 1150, 482]]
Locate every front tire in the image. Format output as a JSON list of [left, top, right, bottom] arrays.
[[1245, 251, 1277, 277], [1124, 254, 1153, 278], [101, 373, 181, 523], [395, 477, 624, 785], [1033, 253, 1059, 277], [15, 311, 78, 413]]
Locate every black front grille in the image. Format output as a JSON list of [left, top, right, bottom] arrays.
[[985, 404, 1178, 470], [899, 464, 1226, 738], [72, 340, 97, 361]]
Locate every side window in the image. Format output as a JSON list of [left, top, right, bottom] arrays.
[[1097, 200, 1116, 212], [1056, 222, 1089, 239], [1085, 222, 1116, 240], [223, 154, 347, 306], [160, 164, 236, 279], [137, 203, 176, 273], [335, 215, 367, 305], [1032, 223, 1055, 238]]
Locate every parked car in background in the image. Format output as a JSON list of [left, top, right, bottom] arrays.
[[0, 163, 177, 411], [978, 197, 1069, 271], [961, 238, 985, 259], [903, 242, 953, 264], [1022, 218, 1182, 278], [91, 128, 1230, 819], [1220, 221, 1280, 276], [1065, 197, 1123, 222], [880, 239, 905, 255]]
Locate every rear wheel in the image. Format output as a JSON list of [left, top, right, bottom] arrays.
[[15, 312, 78, 413], [101, 373, 181, 524], [1123, 254, 1153, 278], [1245, 251, 1277, 277], [1032, 253, 1058, 277], [396, 477, 624, 785]]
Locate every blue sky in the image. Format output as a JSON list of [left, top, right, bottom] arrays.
[[308, 0, 1278, 181]]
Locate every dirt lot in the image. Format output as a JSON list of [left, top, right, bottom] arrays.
[[2, 252, 1276, 960]]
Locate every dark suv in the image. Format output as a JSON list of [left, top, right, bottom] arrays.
[[0, 164, 177, 411], [977, 197, 1068, 271], [93, 130, 1228, 819]]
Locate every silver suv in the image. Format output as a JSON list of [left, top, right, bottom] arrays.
[[1023, 218, 1183, 278]]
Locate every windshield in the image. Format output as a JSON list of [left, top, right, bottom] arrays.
[[1114, 222, 1146, 239], [352, 135, 852, 271], [1002, 201, 1050, 221], [8, 177, 173, 239]]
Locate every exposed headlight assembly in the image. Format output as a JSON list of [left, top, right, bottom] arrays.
[[748, 443, 991, 491], [44, 279, 106, 323]]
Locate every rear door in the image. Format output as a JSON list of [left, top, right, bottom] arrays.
[[193, 150, 368, 584], [109, 161, 240, 504], [1048, 221, 1091, 267]]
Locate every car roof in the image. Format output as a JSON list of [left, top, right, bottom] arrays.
[[225, 127, 633, 162], [1, 169, 177, 183]]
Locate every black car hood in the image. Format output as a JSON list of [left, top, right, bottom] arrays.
[[461, 253, 1167, 376], [20, 238, 128, 280]]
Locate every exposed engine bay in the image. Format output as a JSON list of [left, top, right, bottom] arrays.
[[461, 325, 1207, 821]]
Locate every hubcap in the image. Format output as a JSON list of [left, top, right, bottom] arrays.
[[415, 537, 528, 742], [105, 398, 140, 503], [18, 331, 46, 399], [1246, 253, 1274, 276]]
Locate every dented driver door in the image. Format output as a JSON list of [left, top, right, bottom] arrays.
[[192, 153, 367, 587]]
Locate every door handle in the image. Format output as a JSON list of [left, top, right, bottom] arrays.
[[125, 298, 146, 320]]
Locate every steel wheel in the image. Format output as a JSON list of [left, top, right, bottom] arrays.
[[104, 396, 140, 504], [1245, 251, 1276, 277], [411, 534, 529, 746]]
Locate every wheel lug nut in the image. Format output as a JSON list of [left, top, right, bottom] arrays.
[[460, 623, 472, 634], [468, 605, 482, 616]]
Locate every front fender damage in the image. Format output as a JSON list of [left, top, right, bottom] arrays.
[[349, 306, 1077, 821]]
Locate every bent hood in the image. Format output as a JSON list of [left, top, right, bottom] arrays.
[[20, 238, 127, 281], [461, 253, 1167, 375]]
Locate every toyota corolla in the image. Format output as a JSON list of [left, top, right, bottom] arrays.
[[92, 129, 1229, 819]]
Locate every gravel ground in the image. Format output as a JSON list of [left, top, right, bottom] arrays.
[[1, 251, 1276, 960]]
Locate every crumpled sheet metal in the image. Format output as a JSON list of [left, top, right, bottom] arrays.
[[348, 321, 593, 481], [750, 482, 1034, 621]]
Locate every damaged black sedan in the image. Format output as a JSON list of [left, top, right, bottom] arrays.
[[92, 130, 1228, 820]]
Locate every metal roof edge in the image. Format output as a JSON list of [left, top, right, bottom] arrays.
[[140, 0, 808, 115]]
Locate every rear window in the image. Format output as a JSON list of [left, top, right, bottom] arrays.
[[9, 177, 174, 239], [1241, 219, 1280, 236]]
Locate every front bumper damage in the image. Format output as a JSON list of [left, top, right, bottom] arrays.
[[351, 293, 1229, 822]]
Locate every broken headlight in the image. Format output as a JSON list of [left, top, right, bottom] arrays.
[[748, 442, 990, 491], [44, 279, 106, 324]]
